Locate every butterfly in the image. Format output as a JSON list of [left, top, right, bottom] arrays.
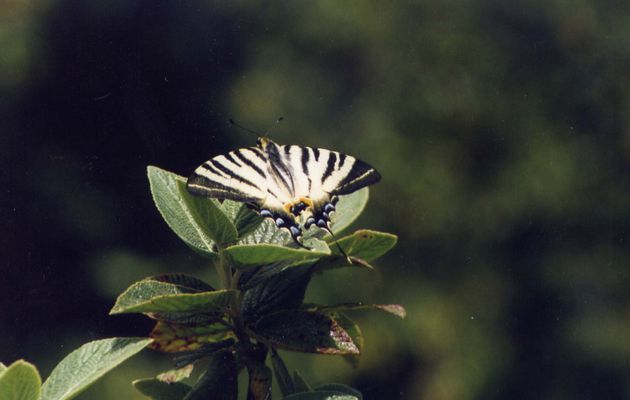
[[186, 136, 381, 246]]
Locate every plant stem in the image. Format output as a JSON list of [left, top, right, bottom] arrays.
[[216, 246, 232, 290]]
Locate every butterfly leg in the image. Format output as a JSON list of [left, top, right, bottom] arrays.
[[305, 201, 336, 231], [260, 208, 307, 248]]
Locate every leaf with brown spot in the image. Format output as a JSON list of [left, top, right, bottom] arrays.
[[149, 321, 234, 353], [254, 311, 359, 355], [307, 303, 406, 319], [156, 364, 194, 383]]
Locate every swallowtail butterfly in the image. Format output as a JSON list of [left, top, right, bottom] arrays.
[[187, 137, 380, 246]]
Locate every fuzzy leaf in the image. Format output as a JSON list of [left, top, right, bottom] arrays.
[[220, 200, 264, 239], [0, 360, 41, 400], [41, 337, 151, 400], [226, 238, 330, 267], [331, 230, 397, 261], [110, 280, 234, 315], [149, 321, 234, 353], [238, 219, 291, 245], [149, 274, 215, 291], [255, 311, 359, 355], [183, 350, 237, 400], [328, 188, 369, 235], [133, 378, 191, 400], [148, 166, 238, 256]]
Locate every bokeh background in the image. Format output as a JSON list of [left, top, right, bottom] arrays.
[[3, 1, 630, 399]]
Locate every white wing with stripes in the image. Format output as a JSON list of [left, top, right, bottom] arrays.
[[187, 138, 380, 245]]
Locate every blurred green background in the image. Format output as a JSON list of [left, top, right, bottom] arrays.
[[2, 1, 630, 399]]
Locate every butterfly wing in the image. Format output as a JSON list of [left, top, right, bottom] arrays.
[[187, 147, 269, 204], [187, 140, 381, 246], [276, 144, 380, 234], [279, 145, 380, 199]]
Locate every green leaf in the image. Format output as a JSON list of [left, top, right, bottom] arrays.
[[226, 238, 330, 267], [329, 187, 369, 235], [220, 200, 264, 239], [315, 384, 362, 399], [41, 337, 151, 400], [283, 392, 359, 400], [147, 166, 238, 256], [331, 230, 397, 261], [241, 264, 313, 322], [254, 311, 359, 355], [238, 218, 291, 245], [293, 370, 312, 393], [0, 362, 6, 374], [149, 321, 234, 353], [150, 274, 214, 291], [183, 349, 237, 400], [133, 378, 191, 400], [110, 280, 234, 315], [0, 360, 41, 400], [309, 303, 407, 319], [271, 350, 294, 397]]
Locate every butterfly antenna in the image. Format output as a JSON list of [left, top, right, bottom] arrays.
[[324, 227, 352, 264], [263, 116, 284, 137], [228, 118, 263, 138]]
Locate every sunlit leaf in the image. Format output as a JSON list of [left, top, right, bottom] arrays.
[[221, 200, 264, 239], [41, 337, 151, 400], [149, 274, 215, 291], [133, 378, 191, 400], [148, 166, 237, 255], [110, 280, 234, 315], [329, 188, 369, 235], [226, 238, 330, 267], [0, 360, 41, 400], [331, 230, 397, 261], [149, 321, 234, 353], [238, 219, 291, 245], [254, 311, 359, 355]]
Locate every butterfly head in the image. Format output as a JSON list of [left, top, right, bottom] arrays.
[[256, 136, 273, 150]]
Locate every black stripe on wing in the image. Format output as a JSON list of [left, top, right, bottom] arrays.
[[330, 158, 381, 195], [321, 151, 337, 184], [265, 141, 295, 195], [187, 173, 263, 203], [234, 149, 266, 179]]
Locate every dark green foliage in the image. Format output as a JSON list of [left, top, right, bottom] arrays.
[[112, 167, 404, 399]]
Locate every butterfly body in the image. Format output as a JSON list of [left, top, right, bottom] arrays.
[[187, 137, 380, 245]]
